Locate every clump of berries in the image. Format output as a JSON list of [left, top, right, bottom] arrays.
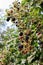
[[6, 0, 43, 55]]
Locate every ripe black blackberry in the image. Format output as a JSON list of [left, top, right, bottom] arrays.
[[19, 32, 23, 36], [40, 2, 43, 8], [18, 2, 20, 4], [38, 41, 43, 45], [8, 13, 10, 16], [18, 45, 23, 50], [22, 40, 24, 43], [6, 17, 10, 21], [25, 35, 29, 42], [17, 7, 19, 10], [12, 18, 16, 21]]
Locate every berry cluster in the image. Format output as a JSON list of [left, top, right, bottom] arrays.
[[6, 1, 43, 55]]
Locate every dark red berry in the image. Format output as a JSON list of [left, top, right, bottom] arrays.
[[38, 23, 41, 26], [38, 32, 41, 35], [10, 10, 13, 13]]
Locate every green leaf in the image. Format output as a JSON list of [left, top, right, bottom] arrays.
[[25, 60, 28, 65], [21, 0, 31, 5], [0, 43, 4, 48]]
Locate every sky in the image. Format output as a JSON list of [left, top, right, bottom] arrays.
[[0, 0, 21, 10], [0, 0, 15, 10]]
